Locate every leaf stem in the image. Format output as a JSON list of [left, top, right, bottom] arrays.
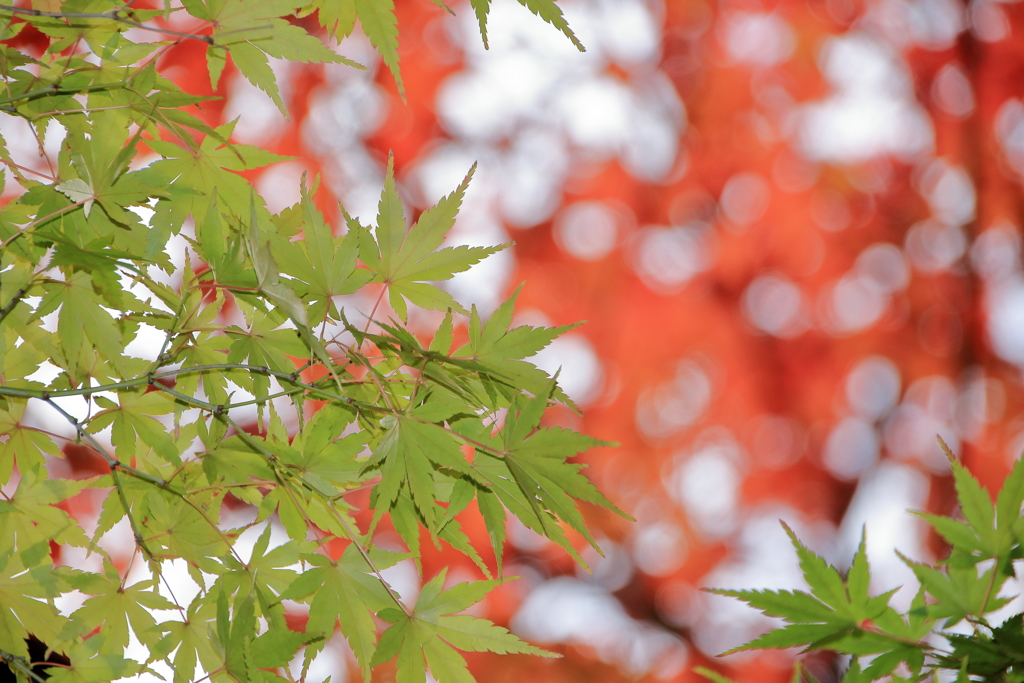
[[977, 563, 1001, 620], [40, 395, 158, 560], [323, 494, 411, 615], [0, 158, 54, 180]]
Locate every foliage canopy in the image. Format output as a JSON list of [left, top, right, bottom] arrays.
[[0, 1, 619, 683]]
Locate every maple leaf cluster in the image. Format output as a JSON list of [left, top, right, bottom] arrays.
[[4, 0, 1024, 681]]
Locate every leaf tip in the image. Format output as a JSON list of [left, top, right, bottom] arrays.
[[937, 435, 957, 464]]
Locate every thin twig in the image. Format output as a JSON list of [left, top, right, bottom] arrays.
[[0, 4, 218, 44], [0, 283, 31, 326], [0, 200, 88, 249], [0, 647, 49, 683]]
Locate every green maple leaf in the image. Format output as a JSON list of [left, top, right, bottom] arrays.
[[279, 404, 369, 493], [352, 0, 401, 98], [210, 585, 312, 683], [0, 396, 62, 480], [900, 552, 1011, 626], [710, 527, 899, 655], [387, 478, 490, 578], [0, 542, 66, 661], [46, 636, 141, 683], [365, 414, 487, 531], [143, 123, 290, 221], [218, 524, 314, 598], [450, 285, 580, 401], [178, 332, 234, 406], [371, 569, 556, 683], [917, 440, 1024, 577], [357, 156, 507, 322], [214, 589, 249, 681], [279, 544, 407, 681], [53, 122, 165, 226], [154, 597, 220, 683], [469, 0, 583, 51], [86, 390, 178, 464], [91, 472, 149, 545], [63, 560, 176, 650], [940, 612, 1024, 679], [270, 184, 372, 322], [225, 307, 309, 398], [34, 271, 131, 376], [180, 0, 359, 110], [470, 460, 592, 568], [45, 235, 151, 292], [905, 441, 1024, 628], [0, 468, 93, 550], [205, 435, 277, 490], [250, 627, 311, 669], [139, 488, 230, 564], [305, 0, 355, 41], [471, 382, 626, 560]]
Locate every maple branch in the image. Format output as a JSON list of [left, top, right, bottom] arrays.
[[0, 4, 217, 44], [147, 298, 184, 377], [0, 283, 31, 326], [0, 363, 366, 407], [342, 345, 398, 412], [187, 480, 277, 494], [0, 80, 130, 109], [226, 386, 308, 408], [0, 648, 48, 683], [0, 358, 513, 464]]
